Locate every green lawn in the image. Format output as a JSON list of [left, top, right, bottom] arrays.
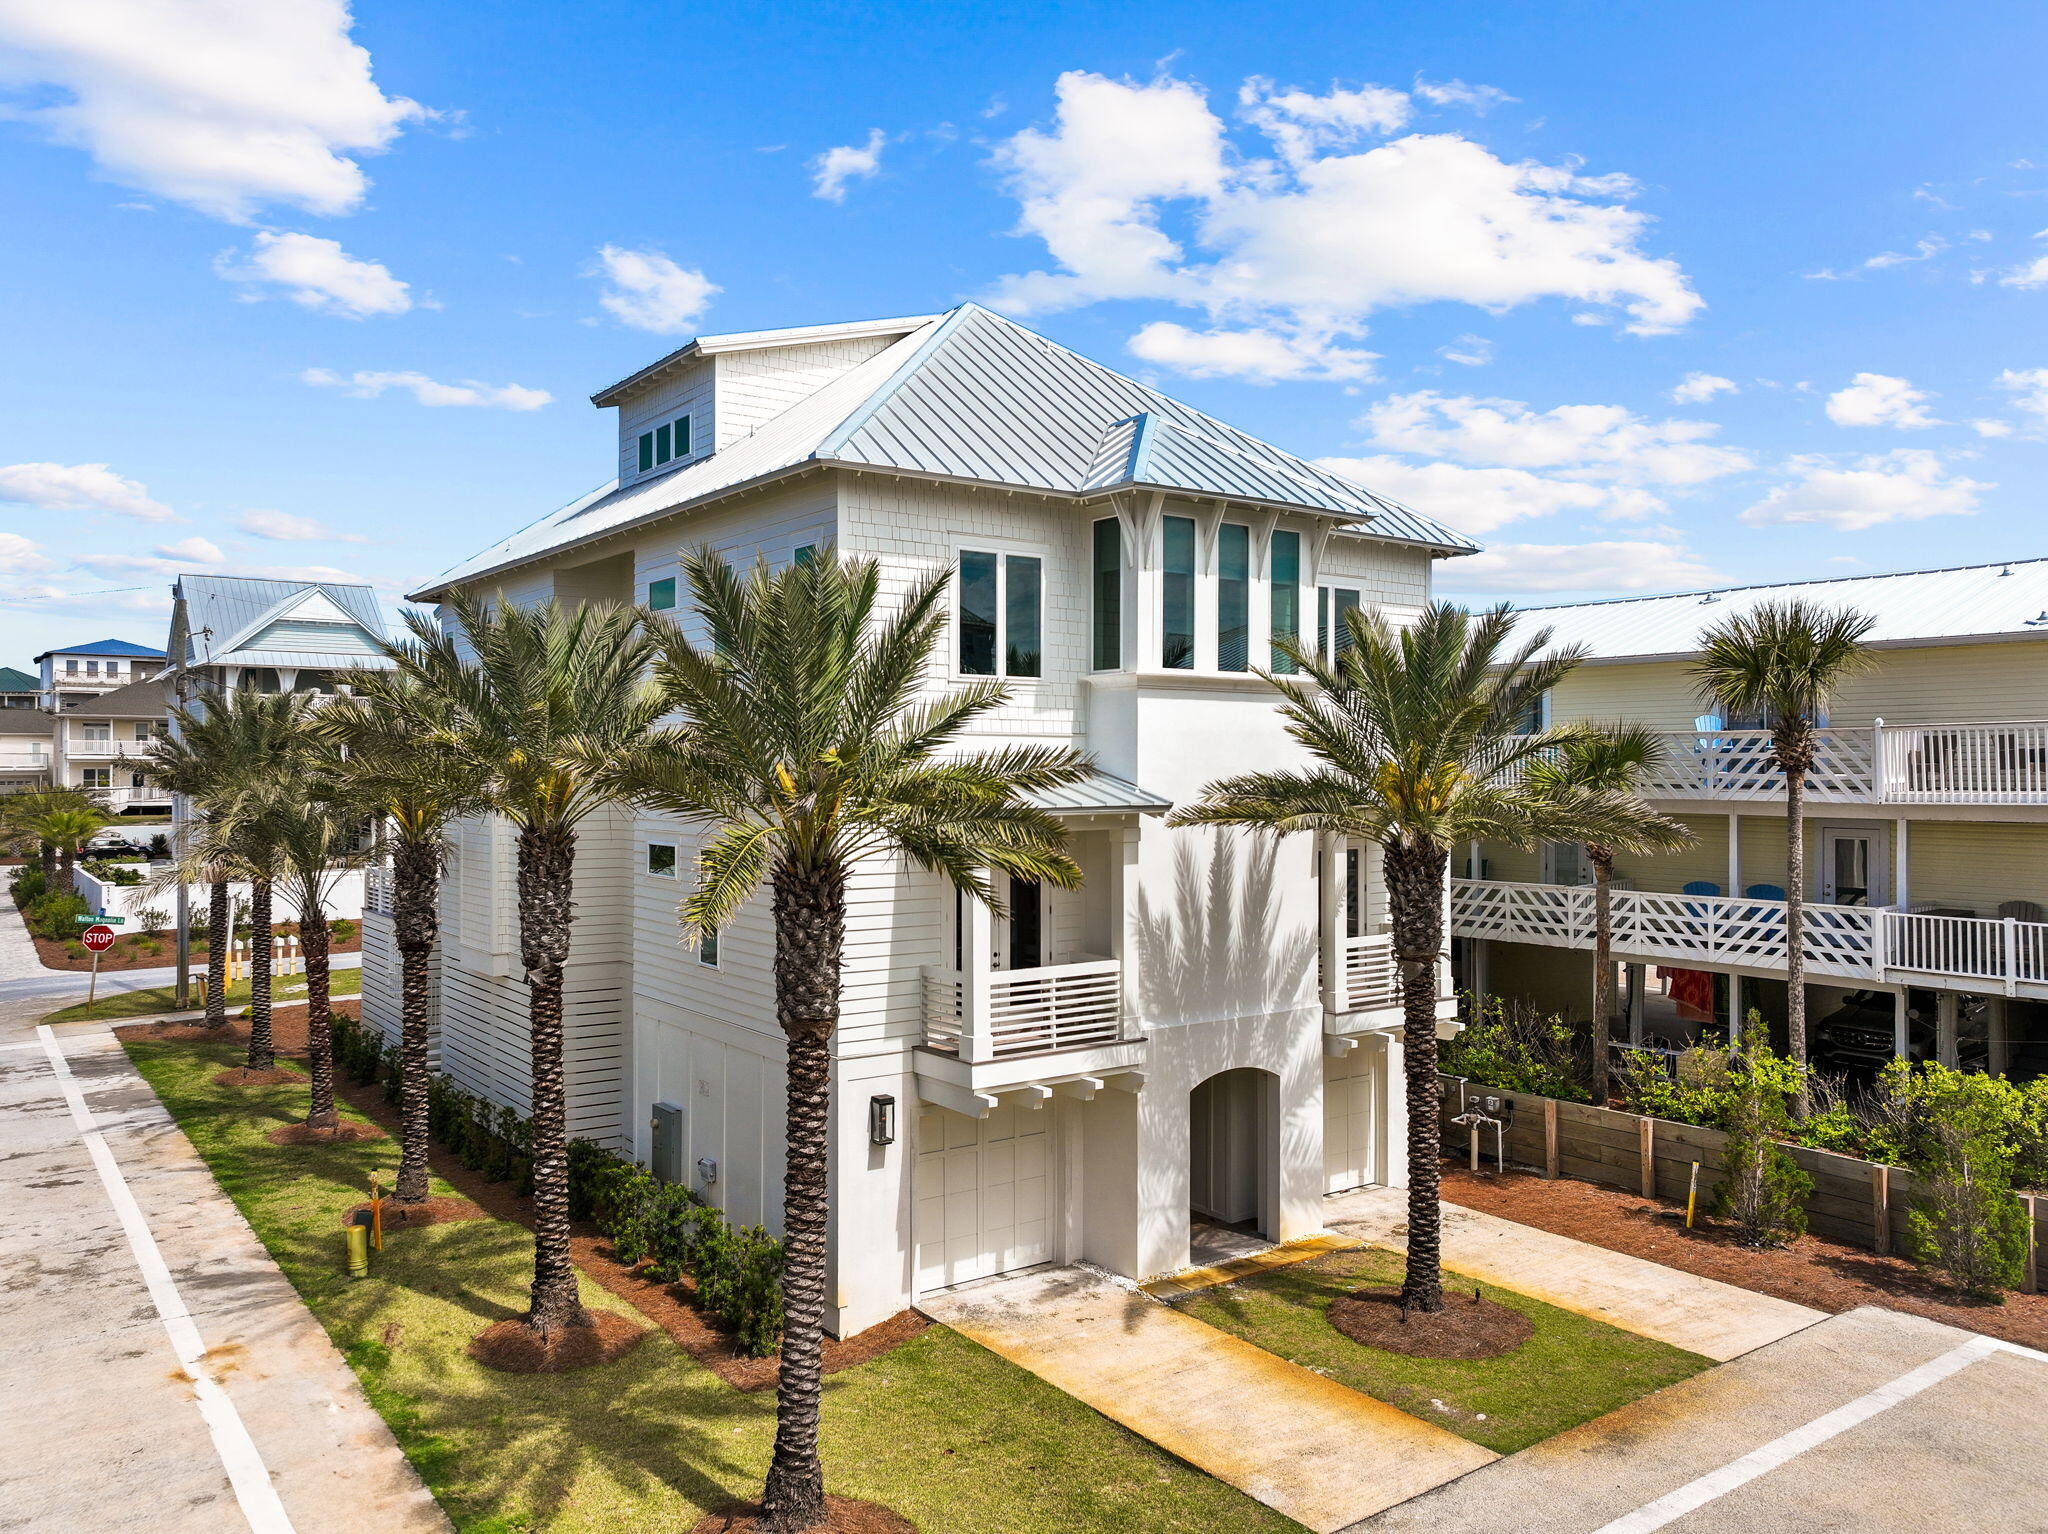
[[1173, 1246, 1711, 1454], [123, 1037, 1297, 1534], [45, 967, 363, 1023]]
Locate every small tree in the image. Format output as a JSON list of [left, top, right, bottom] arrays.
[[1712, 1039, 1812, 1247], [136, 905, 170, 938], [1891, 1063, 2029, 1298]]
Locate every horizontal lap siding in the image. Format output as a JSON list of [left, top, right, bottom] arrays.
[[714, 337, 897, 450], [631, 480, 837, 625], [618, 358, 715, 488]]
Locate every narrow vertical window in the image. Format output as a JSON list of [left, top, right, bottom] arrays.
[[638, 432, 654, 472], [647, 577, 677, 611], [674, 414, 692, 455], [1321, 586, 1361, 660], [1334, 589, 1361, 657], [1162, 515, 1196, 669], [958, 551, 998, 675], [1217, 524, 1250, 672], [1092, 517, 1121, 670], [1270, 530, 1301, 674], [1005, 555, 1042, 677], [1317, 588, 1330, 662], [701, 925, 719, 967], [1345, 847, 1362, 938], [654, 422, 673, 464]]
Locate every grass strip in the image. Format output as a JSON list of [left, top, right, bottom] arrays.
[[45, 968, 363, 1023]]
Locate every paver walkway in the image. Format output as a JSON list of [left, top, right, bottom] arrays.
[[0, 1001, 446, 1534], [1324, 1186, 1823, 1361], [920, 1264, 1498, 1533]]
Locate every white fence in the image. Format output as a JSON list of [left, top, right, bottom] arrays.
[[923, 958, 1127, 1061], [1452, 877, 2048, 999], [71, 865, 370, 925]]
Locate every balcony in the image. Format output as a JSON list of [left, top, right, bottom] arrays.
[[67, 739, 152, 761], [918, 957, 1144, 1114], [0, 748, 49, 772], [1452, 876, 2048, 1000], [1508, 721, 2048, 807]]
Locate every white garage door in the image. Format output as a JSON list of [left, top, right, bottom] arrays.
[[914, 1101, 1051, 1293], [1324, 1051, 1379, 1193]]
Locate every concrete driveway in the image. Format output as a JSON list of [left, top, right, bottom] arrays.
[[1351, 1305, 2048, 1533]]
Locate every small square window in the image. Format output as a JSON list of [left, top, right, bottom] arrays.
[[646, 843, 677, 878], [647, 577, 677, 611], [638, 432, 654, 472], [86, 661, 99, 676], [794, 544, 817, 567], [64, 659, 78, 674]]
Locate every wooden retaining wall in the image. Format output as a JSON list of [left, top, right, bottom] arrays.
[[1438, 1075, 2045, 1291]]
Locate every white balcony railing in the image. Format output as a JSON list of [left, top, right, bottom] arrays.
[[922, 958, 1126, 1062], [1339, 932, 1400, 1012], [365, 864, 395, 917], [1452, 877, 2048, 998]]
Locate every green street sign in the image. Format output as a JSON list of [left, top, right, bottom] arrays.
[[74, 914, 127, 926]]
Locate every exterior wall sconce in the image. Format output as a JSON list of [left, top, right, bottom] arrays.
[[869, 1094, 896, 1146]]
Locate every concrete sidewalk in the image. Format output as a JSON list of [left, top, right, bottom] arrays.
[[921, 1264, 1497, 1533], [0, 1003, 446, 1533], [1325, 1186, 1824, 1361]]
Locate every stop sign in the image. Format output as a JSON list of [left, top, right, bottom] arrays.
[[80, 925, 117, 953]]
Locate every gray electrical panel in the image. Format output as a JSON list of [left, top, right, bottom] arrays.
[[650, 1101, 685, 1183]]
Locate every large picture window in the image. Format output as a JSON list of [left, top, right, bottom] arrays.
[[1092, 518, 1121, 670], [958, 550, 1043, 678], [1217, 523, 1250, 671], [1271, 529, 1301, 673], [1162, 516, 1196, 669]]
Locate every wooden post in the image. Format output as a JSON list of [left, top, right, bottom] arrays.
[[1873, 1164, 1891, 1256], [2026, 1193, 2039, 1296], [1543, 1097, 1560, 1180], [1638, 1115, 1656, 1198]]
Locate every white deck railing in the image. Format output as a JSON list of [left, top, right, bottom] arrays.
[[922, 958, 1126, 1061], [1453, 877, 2048, 997], [1340, 932, 1400, 1012], [364, 864, 395, 917]]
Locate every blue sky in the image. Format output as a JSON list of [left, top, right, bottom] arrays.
[[4, 0, 2047, 665]]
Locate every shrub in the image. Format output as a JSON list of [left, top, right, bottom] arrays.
[[1712, 1045, 1812, 1248], [64, 942, 86, 960], [1441, 994, 1589, 1102], [147, 834, 170, 860], [332, 918, 356, 943], [331, 1012, 386, 1086], [697, 1222, 785, 1356], [1616, 1042, 1739, 1126], [135, 905, 170, 937], [26, 889, 90, 940], [1888, 1063, 2031, 1297], [11, 864, 47, 904]]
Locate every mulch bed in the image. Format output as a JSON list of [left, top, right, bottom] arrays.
[[1443, 1163, 2048, 1351], [344, 1196, 488, 1231], [469, 1309, 649, 1374], [119, 1001, 359, 1054], [1328, 1285, 1534, 1359], [30, 924, 361, 973], [689, 1497, 918, 1534], [266, 1120, 385, 1146]]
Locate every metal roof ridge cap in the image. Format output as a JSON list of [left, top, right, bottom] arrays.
[[1126, 411, 1159, 487], [814, 306, 976, 458], [1513, 554, 2048, 615]]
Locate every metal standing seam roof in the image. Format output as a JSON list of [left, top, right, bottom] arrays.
[[171, 575, 392, 670], [1024, 769, 1173, 816], [1520, 557, 2048, 662], [415, 304, 1477, 599], [0, 666, 37, 693], [31, 637, 166, 662]]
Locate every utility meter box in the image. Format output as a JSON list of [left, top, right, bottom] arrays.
[[650, 1101, 685, 1183]]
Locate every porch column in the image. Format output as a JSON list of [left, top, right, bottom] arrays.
[[1627, 962, 1645, 1045], [962, 880, 996, 1062], [1893, 988, 1910, 1060], [1895, 817, 1910, 908], [1936, 992, 1959, 1068], [1467, 838, 1481, 878], [1726, 812, 1740, 895], [1317, 833, 1344, 1014], [1114, 825, 1142, 1037], [1991, 997, 2012, 1077], [1727, 972, 1742, 1044]]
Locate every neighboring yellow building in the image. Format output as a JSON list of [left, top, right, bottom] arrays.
[[1456, 558, 2048, 1084]]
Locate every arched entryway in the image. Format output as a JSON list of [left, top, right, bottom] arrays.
[[1188, 1067, 1279, 1253]]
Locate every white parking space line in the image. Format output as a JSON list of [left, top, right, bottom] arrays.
[[1591, 1334, 2007, 1534], [33, 1025, 298, 1534]]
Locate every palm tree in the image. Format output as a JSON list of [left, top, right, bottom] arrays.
[[43, 803, 109, 886], [385, 591, 668, 1340], [316, 676, 491, 1199], [266, 786, 369, 1131], [1523, 725, 1694, 1104], [0, 787, 102, 883], [602, 551, 1089, 1533], [1694, 600, 1876, 1115], [1170, 602, 1657, 1314]]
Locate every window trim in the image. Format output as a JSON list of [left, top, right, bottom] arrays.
[[1160, 514, 1197, 671], [635, 412, 695, 477], [645, 841, 678, 879], [1318, 584, 1363, 663], [951, 538, 1048, 682], [1090, 516, 1123, 672]]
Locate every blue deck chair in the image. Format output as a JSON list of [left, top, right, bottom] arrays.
[[1743, 883, 1785, 901]]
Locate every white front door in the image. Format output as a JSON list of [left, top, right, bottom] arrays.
[[1819, 826, 1886, 907], [913, 1101, 1051, 1293], [1323, 1052, 1379, 1192]]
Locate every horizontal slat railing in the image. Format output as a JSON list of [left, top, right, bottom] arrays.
[[922, 958, 1125, 1061], [1342, 933, 1399, 1011], [364, 865, 395, 918]]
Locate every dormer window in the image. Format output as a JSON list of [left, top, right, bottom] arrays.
[[637, 414, 693, 474]]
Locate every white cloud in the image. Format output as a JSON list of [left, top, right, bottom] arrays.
[[985, 71, 1700, 383], [1443, 539, 1717, 595], [1824, 372, 1939, 429], [0, 460, 173, 521], [1359, 390, 1749, 484], [0, 532, 54, 574], [1999, 232, 2048, 289], [1438, 334, 1493, 367], [153, 535, 224, 564], [1808, 236, 1948, 282], [1974, 418, 2015, 438], [216, 230, 411, 317], [1318, 455, 1662, 536], [1994, 367, 2048, 429], [587, 245, 719, 334], [1237, 77, 1411, 165], [810, 128, 886, 202], [1671, 371, 1737, 403], [236, 507, 362, 541], [300, 367, 551, 410], [1740, 449, 1986, 530], [1411, 78, 1518, 114], [1128, 321, 1377, 382], [0, 0, 424, 222]]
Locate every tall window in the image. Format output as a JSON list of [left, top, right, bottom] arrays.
[[1091, 518, 1121, 670], [1319, 585, 1361, 661], [1217, 523, 1250, 671], [1162, 516, 1196, 669], [958, 550, 1042, 678], [1345, 847, 1362, 938], [1271, 529, 1301, 673]]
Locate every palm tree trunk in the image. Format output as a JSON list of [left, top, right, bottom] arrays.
[[58, 845, 75, 887], [1590, 848, 1616, 1106], [247, 877, 274, 1071], [206, 880, 229, 1027], [759, 859, 844, 1534], [393, 839, 440, 1205], [302, 901, 337, 1130], [1383, 838, 1448, 1315], [1784, 764, 1810, 1116], [516, 823, 586, 1335], [38, 841, 55, 882]]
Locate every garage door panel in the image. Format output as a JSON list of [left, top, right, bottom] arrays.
[[1324, 1053, 1378, 1193], [914, 1105, 1053, 1294]]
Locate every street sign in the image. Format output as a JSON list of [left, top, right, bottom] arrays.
[[80, 925, 118, 952], [74, 914, 126, 926]]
